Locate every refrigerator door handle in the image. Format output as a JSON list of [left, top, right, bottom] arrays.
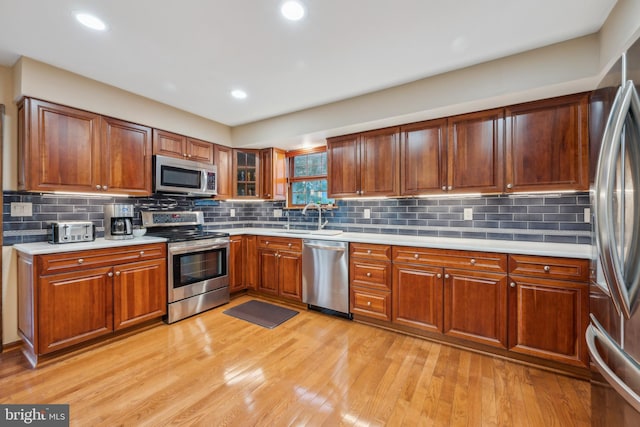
[[595, 80, 640, 318], [587, 314, 640, 413]]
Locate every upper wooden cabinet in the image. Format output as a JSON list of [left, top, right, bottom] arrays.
[[152, 129, 214, 164], [214, 144, 233, 199], [233, 149, 260, 198], [505, 93, 589, 192], [400, 119, 447, 196], [18, 98, 152, 196], [260, 148, 286, 200], [447, 108, 504, 194], [327, 127, 400, 198]]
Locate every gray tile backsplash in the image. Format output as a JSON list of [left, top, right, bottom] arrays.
[[3, 191, 592, 245]]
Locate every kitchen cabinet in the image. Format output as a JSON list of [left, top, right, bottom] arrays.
[[214, 144, 233, 199], [400, 119, 447, 195], [233, 149, 260, 198], [257, 237, 302, 301], [17, 243, 166, 367], [152, 129, 214, 164], [228, 235, 245, 293], [327, 127, 400, 198], [392, 246, 508, 347], [260, 148, 287, 200], [507, 254, 590, 367], [350, 243, 392, 321], [244, 235, 258, 290], [446, 108, 504, 194], [18, 98, 153, 196], [505, 93, 589, 192]]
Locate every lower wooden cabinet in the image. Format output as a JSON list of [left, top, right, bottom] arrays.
[[229, 235, 244, 293], [507, 255, 590, 367], [392, 263, 443, 333], [350, 243, 392, 321], [256, 237, 302, 302], [443, 269, 508, 349], [17, 243, 166, 366]]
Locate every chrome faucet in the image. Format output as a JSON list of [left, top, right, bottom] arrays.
[[302, 202, 328, 230]]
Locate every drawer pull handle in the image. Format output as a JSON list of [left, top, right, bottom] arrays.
[[544, 265, 551, 272], [367, 301, 371, 306], [510, 282, 516, 288], [288, 243, 292, 248], [445, 274, 450, 279], [470, 259, 476, 265], [437, 273, 442, 279], [107, 272, 113, 277], [265, 241, 270, 245], [140, 251, 145, 256], [78, 258, 84, 264], [367, 249, 372, 255], [366, 272, 372, 277], [414, 254, 419, 259]]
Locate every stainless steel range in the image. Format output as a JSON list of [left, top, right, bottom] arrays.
[[141, 211, 230, 323]]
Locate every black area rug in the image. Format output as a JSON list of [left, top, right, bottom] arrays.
[[223, 300, 299, 329]]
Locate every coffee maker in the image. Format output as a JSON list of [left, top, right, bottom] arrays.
[[104, 204, 134, 240]]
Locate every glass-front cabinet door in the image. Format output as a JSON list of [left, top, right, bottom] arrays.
[[233, 149, 260, 198]]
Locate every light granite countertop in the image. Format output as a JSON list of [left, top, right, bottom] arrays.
[[222, 227, 593, 259], [12, 229, 593, 259]]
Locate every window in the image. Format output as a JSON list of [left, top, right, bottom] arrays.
[[287, 147, 334, 207]]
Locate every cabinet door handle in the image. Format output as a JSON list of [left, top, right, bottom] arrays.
[[447, 186, 452, 191], [544, 265, 551, 272], [470, 259, 476, 265], [140, 251, 145, 256], [78, 258, 84, 264], [367, 249, 372, 255], [437, 273, 442, 279], [107, 272, 113, 277], [265, 241, 270, 245], [367, 301, 371, 306], [507, 183, 513, 189], [103, 185, 108, 191], [413, 253, 419, 259], [115, 271, 121, 276], [95, 185, 101, 190], [366, 272, 372, 277], [442, 186, 447, 191], [510, 282, 516, 288], [444, 274, 450, 279], [288, 243, 292, 248]]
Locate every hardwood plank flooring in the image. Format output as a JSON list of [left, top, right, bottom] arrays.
[[0, 295, 590, 426]]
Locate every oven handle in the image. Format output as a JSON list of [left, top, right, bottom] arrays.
[[169, 242, 228, 255]]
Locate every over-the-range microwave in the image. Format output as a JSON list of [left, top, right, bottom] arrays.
[[153, 155, 217, 197]]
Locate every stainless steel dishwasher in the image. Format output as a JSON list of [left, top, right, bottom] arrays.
[[302, 240, 350, 316]]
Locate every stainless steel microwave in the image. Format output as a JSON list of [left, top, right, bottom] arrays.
[[154, 155, 217, 196]]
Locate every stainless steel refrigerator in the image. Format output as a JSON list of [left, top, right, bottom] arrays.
[[589, 36, 640, 426]]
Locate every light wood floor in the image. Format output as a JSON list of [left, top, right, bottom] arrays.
[[1, 295, 590, 426]]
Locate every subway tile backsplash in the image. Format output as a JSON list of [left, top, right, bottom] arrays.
[[2, 191, 592, 245]]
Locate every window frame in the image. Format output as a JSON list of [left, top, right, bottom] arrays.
[[286, 146, 333, 208]]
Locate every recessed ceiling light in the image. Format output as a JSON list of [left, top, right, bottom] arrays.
[[231, 89, 248, 100], [75, 12, 107, 31], [281, 1, 305, 21]]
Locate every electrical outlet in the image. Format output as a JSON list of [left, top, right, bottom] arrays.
[[11, 202, 33, 217], [363, 208, 371, 219], [230, 208, 236, 217], [273, 209, 282, 218], [584, 208, 591, 223], [464, 208, 473, 220]]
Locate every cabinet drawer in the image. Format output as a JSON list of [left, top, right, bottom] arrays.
[[351, 260, 391, 290], [351, 287, 391, 321], [38, 244, 166, 275], [350, 243, 392, 261], [257, 236, 302, 252], [508, 254, 589, 282], [393, 246, 507, 272]]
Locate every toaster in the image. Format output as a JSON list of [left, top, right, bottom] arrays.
[[50, 221, 96, 244]]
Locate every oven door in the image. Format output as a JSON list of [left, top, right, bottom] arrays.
[[168, 239, 229, 302]]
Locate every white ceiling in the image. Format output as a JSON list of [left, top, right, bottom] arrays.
[[0, 0, 617, 127]]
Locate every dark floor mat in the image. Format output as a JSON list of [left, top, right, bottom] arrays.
[[223, 300, 299, 329]]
